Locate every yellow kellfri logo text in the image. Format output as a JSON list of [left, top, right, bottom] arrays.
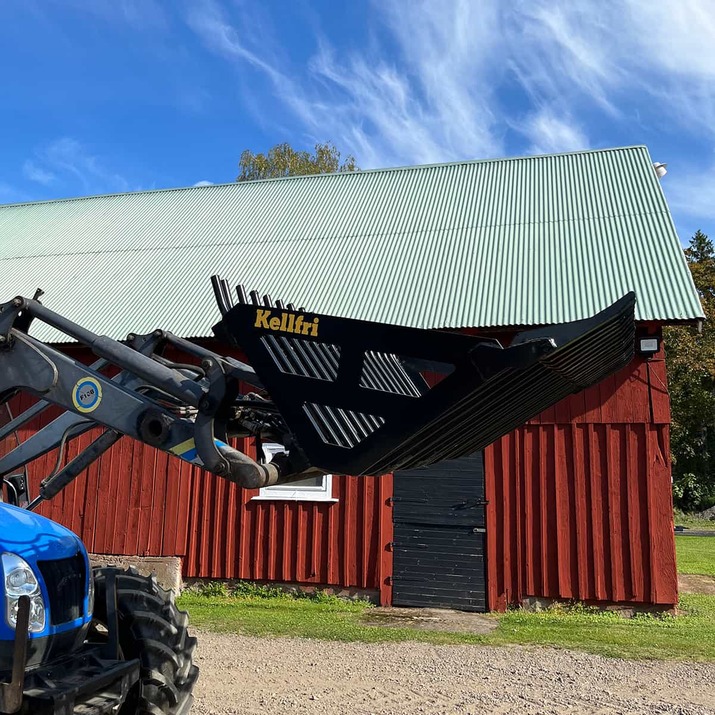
[[254, 309, 320, 337]]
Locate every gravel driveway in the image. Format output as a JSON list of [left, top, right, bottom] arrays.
[[192, 630, 715, 715]]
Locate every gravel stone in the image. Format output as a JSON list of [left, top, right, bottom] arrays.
[[190, 630, 715, 714]]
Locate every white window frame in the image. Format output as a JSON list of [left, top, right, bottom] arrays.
[[251, 443, 337, 503]]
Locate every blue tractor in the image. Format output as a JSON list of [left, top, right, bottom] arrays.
[[0, 278, 636, 713], [0, 501, 196, 714]]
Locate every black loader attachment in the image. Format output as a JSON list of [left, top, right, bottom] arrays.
[[213, 282, 636, 476], [0, 278, 635, 508]]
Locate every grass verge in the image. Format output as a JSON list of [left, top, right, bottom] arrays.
[[676, 535, 715, 577], [178, 590, 715, 661], [673, 509, 715, 531]]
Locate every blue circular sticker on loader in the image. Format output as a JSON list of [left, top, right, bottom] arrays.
[[72, 377, 102, 413]]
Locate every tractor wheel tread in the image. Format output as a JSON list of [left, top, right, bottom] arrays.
[[92, 566, 197, 715]]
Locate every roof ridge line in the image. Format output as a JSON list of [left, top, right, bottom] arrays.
[[0, 145, 650, 210]]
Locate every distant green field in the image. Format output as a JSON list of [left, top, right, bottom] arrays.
[[673, 510, 715, 531], [676, 535, 715, 577]]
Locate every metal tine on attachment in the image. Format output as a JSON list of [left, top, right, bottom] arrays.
[[235, 285, 248, 305], [211, 275, 232, 316], [220, 278, 234, 314]]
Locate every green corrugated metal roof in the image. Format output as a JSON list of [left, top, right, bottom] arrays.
[[0, 145, 703, 342]]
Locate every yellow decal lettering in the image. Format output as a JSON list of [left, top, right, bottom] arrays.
[[254, 309, 319, 337], [255, 309, 271, 329]]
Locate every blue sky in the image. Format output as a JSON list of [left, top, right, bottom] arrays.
[[1, 0, 713, 243]]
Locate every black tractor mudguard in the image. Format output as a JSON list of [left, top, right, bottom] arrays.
[[214, 291, 636, 476]]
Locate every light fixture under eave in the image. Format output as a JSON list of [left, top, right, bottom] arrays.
[[653, 162, 668, 179], [639, 337, 660, 356]]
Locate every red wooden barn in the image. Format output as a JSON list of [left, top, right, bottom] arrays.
[[0, 146, 703, 611]]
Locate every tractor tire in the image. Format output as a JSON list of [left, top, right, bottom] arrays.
[[92, 566, 198, 715]]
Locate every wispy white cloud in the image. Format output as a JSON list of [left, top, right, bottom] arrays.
[[511, 0, 715, 135], [23, 160, 56, 186], [520, 109, 590, 156], [25, 138, 131, 196], [663, 159, 715, 223], [187, 0, 505, 167], [193, 180, 213, 187]]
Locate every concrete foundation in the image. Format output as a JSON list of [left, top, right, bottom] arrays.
[[89, 554, 183, 594]]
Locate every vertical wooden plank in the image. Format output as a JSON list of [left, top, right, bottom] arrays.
[[606, 425, 625, 601], [484, 443, 501, 610], [222, 483, 238, 578], [342, 478, 353, 586], [587, 424, 606, 600], [174, 462, 193, 558], [523, 426, 536, 596], [514, 428, 524, 603], [647, 425, 678, 604], [626, 425, 646, 600], [326, 478, 339, 584], [238, 488, 252, 580], [295, 502, 307, 582], [503, 433, 514, 605], [210, 474, 227, 579], [538, 427, 549, 598], [161, 452, 182, 556], [554, 425, 573, 599], [281, 501, 292, 582], [148, 452, 169, 557], [361, 477, 374, 588], [377, 473, 394, 606], [571, 424, 590, 599]]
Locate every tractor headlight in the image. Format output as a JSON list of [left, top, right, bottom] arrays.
[[87, 568, 95, 616], [2, 553, 46, 633]]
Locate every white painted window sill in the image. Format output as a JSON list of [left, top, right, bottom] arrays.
[[250, 496, 339, 503]]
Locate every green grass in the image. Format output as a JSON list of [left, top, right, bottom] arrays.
[[178, 589, 715, 661], [489, 595, 715, 661], [676, 535, 715, 577], [179, 591, 481, 645]]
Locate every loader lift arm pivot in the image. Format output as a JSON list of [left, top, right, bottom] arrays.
[[0, 278, 636, 509]]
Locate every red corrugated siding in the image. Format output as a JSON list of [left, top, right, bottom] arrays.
[[181, 442, 390, 589], [484, 345, 677, 610]]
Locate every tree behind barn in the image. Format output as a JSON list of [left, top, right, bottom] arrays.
[[237, 142, 358, 182], [665, 230, 715, 511]]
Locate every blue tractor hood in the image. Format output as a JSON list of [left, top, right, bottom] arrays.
[[0, 502, 83, 561]]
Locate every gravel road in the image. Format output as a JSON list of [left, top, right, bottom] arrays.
[[191, 630, 715, 715]]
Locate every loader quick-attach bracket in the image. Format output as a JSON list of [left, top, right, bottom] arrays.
[[214, 284, 636, 476]]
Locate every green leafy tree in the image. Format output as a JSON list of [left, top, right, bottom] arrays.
[[665, 230, 715, 510], [237, 142, 358, 182]]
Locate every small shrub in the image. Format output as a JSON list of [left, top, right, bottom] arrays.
[[194, 581, 229, 598]]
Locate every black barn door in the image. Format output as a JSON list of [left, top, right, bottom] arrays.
[[391, 453, 486, 611]]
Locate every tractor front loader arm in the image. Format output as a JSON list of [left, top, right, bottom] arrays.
[[0, 278, 636, 510], [0, 295, 313, 509]]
